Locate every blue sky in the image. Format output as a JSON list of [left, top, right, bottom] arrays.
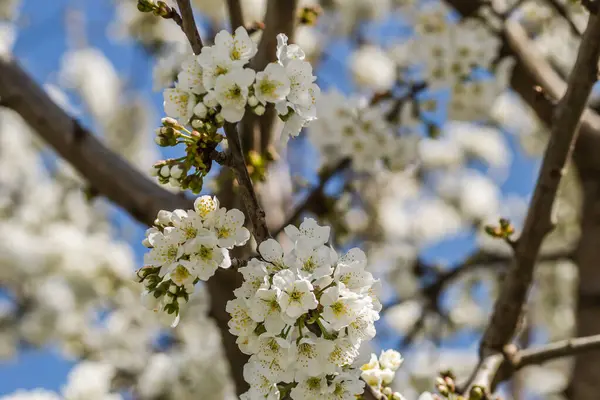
[[0, 0, 541, 395]]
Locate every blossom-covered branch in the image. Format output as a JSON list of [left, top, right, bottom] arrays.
[[175, 0, 203, 54], [224, 122, 271, 243]]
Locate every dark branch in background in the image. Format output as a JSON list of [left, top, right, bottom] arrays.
[[272, 158, 351, 237], [545, 0, 584, 36], [249, 0, 299, 152], [0, 58, 248, 388], [383, 249, 573, 351], [175, 0, 203, 54], [0, 58, 191, 227], [226, 0, 245, 30]]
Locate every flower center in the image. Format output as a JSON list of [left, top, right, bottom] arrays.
[[260, 79, 278, 96], [217, 226, 231, 238], [290, 290, 303, 302], [167, 246, 178, 259], [307, 377, 321, 390], [215, 65, 229, 76], [331, 301, 346, 316], [184, 226, 197, 239], [172, 265, 190, 284], [227, 86, 242, 100], [199, 245, 213, 260]]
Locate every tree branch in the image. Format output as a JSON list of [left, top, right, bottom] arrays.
[[226, 0, 245, 30], [175, 0, 203, 54], [0, 58, 190, 226], [544, 0, 583, 36], [0, 55, 251, 393], [272, 158, 350, 237], [223, 122, 271, 243], [251, 0, 298, 71], [479, 11, 600, 358], [514, 334, 600, 368]]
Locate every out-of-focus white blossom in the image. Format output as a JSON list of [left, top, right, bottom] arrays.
[[350, 45, 396, 92]]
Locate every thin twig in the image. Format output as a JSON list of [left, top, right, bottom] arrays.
[[514, 334, 600, 368], [175, 0, 203, 54], [272, 158, 351, 237], [223, 122, 271, 243], [226, 0, 245, 30]]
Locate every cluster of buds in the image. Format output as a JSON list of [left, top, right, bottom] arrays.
[[435, 371, 456, 397], [298, 5, 322, 26], [138, 196, 250, 327], [417, 371, 493, 400], [484, 217, 515, 241], [136, 0, 174, 17], [150, 117, 224, 193], [360, 350, 404, 400], [137, 264, 194, 326]]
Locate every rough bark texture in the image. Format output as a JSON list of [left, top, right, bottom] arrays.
[[441, 1, 600, 396], [569, 160, 600, 399]]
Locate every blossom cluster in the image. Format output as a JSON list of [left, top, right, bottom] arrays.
[[361, 350, 404, 400], [225, 218, 381, 400], [137, 195, 250, 326], [309, 90, 417, 171], [154, 27, 319, 191]]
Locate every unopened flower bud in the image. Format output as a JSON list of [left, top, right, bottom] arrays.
[[248, 95, 258, 107], [137, 0, 155, 13], [380, 368, 394, 385], [149, 166, 159, 177], [169, 284, 177, 294], [391, 392, 405, 400], [254, 105, 266, 116], [177, 296, 188, 305], [156, 210, 172, 226], [215, 113, 225, 124], [203, 93, 218, 108], [160, 165, 171, 178], [161, 117, 181, 129], [469, 386, 485, 400], [154, 136, 164, 146], [170, 165, 184, 179], [382, 387, 393, 396], [141, 291, 160, 311], [169, 177, 180, 187], [142, 237, 152, 247], [194, 102, 208, 119], [191, 119, 203, 129]]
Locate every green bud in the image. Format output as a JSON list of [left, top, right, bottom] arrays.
[[469, 386, 485, 400], [137, 0, 156, 13]]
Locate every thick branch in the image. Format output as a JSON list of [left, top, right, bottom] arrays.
[[0, 57, 191, 226], [464, 334, 600, 393], [226, 0, 245, 30], [479, 11, 600, 357], [223, 122, 271, 243], [0, 56, 246, 391], [251, 0, 298, 71], [515, 334, 600, 368], [175, 0, 203, 54]]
